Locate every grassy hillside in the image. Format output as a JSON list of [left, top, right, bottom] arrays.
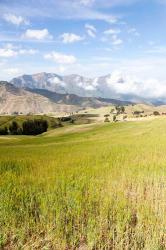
[[1, 118, 166, 249]]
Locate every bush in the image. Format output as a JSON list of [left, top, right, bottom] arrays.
[[104, 117, 110, 122], [133, 111, 144, 115], [153, 111, 160, 116]]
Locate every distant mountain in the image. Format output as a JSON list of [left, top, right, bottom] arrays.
[[11, 72, 166, 105], [0, 81, 131, 115], [11, 72, 66, 94], [27, 88, 132, 107], [10, 72, 122, 99]]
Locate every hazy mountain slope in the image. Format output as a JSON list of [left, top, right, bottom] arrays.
[[0, 81, 131, 115], [27, 88, 132, 107], [0, 82, 78, 114]]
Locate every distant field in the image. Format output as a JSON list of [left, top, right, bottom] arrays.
[[1, 117, 166, 249]]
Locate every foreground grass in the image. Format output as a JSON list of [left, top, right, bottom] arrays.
[[1, 118, 166, 249]]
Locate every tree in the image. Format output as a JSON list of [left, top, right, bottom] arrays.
[[0, 127, 8, 135], [9, 121, 20, 135], [113, 115, 117, 122], [121, 106, 125, 113], [115, 106, 125, 114], [22, 119, 48, 135]]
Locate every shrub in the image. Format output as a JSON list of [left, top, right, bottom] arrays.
[[153, 111, 160, 116], [104, 117, 110, 122]]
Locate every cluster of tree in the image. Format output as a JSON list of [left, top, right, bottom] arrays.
[[59, 116, 75, 124], [0, 119, 49, 136], [0, 127, 8, 135], [22, 119, 48, 135], [115, 106, 125, 115]]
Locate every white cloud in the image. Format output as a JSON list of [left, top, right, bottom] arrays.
[[18, 49, 38, 55], [61, 33, 84, 43], [0, 48, 17, 58], [0, 1, 119, 24], [87, 29, 96, 38], [106, 71, 166, 100], [104, 29, 121, 35], [102, 30, 123, 46], [3, 68, 20, 75], [23, 29, 52, 40], [44, 51, 77, 64], [85, 24, 97, 32], [85, 23, 97, 38], [3, 13, 29, 26], [112, 35, 123, 45], [0, 44, 38, 58]]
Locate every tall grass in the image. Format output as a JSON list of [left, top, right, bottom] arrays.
[[1, 118, 166, 249]]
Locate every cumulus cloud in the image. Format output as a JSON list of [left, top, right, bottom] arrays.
[[104, 29, 121, 35], [23, 29, 53, 40], [0, 48, 17, 57], [0, 44, 38, 58], [61, 33, 84, 43], [3, 13, 29, 26], [106, 71, 166, 100], [44, 51, 77, 64]]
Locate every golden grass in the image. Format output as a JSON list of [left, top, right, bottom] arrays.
[[1, 118, 166, 249]]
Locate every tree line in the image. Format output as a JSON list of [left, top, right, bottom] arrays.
[[0, 119, 48, 136]]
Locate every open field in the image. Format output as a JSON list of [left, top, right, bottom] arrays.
[[1, 117, 166, 249]]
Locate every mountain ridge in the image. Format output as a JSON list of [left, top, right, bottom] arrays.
[[0, 81, 132, 115], [11, 72, 166, 105]]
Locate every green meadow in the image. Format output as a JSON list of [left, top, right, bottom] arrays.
[[1, 117, 166, 249]]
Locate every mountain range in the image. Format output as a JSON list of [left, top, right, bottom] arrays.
[[0, 81, 131, 115], [11, 72, 166, 105], [10, 72, 127, 100]]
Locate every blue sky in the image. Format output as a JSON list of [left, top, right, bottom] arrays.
[[1, 0, 166, 85]]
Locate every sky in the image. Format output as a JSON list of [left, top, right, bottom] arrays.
[[1, 0, 166, 98]]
